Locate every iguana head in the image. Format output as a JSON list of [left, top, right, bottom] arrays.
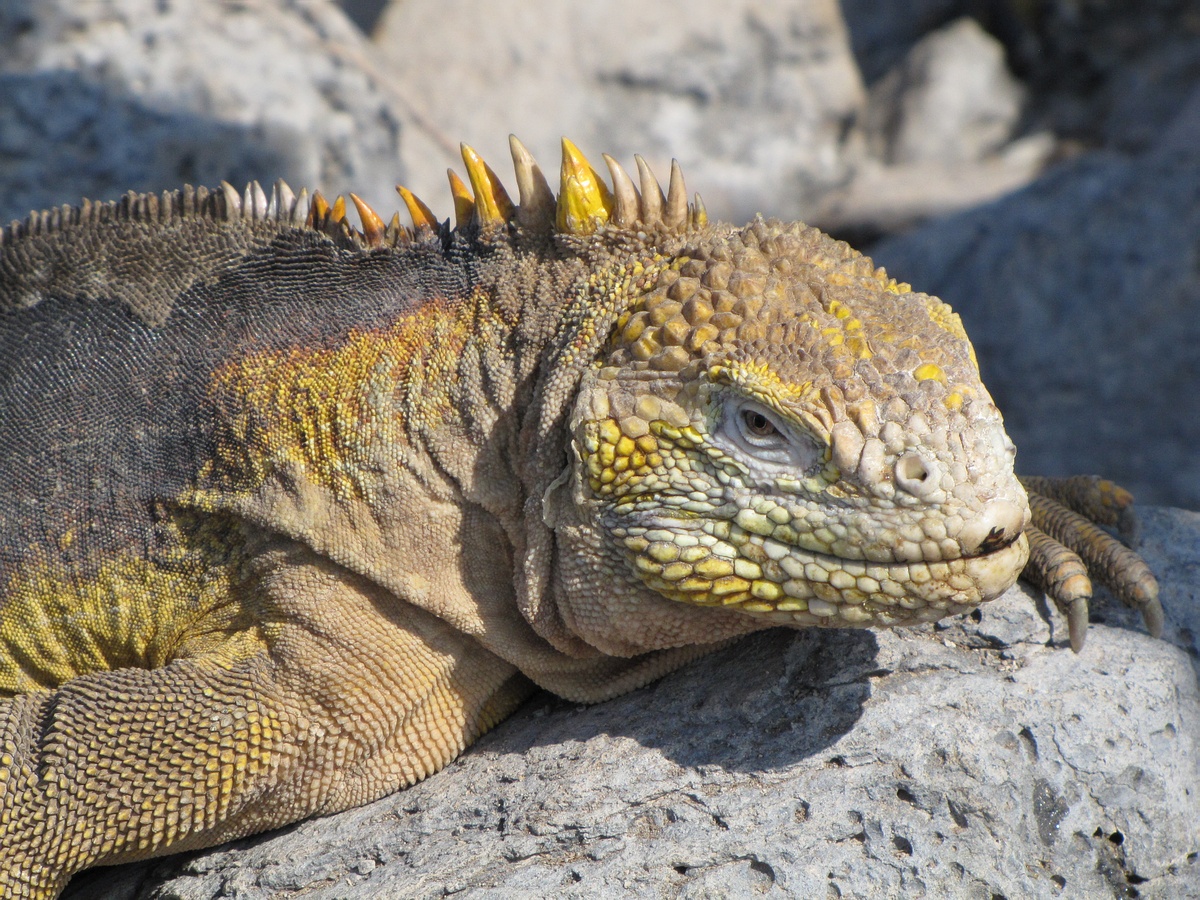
[[479, 139, 1032, 650]]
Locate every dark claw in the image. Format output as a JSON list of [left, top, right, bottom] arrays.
[[1142, 595, 1165, 639], [1067, 596, 1089, 653]]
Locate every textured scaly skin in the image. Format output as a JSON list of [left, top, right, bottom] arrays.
[[0, 141, 1159, 897]]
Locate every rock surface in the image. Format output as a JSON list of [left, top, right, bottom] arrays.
[[0, 0, 1073, 232], [63, 507, 1200, 898], [371, 0, 1050, 233], [864, 17, 1025, 167], [0, 0, 404, 223]]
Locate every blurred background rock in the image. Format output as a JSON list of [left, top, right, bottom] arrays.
[[2, 0, 1197, 507]]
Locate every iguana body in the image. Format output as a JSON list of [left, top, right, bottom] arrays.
[[0, 138, 1160, 897]]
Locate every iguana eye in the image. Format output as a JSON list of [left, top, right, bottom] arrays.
[[742, 410, 777, 437], [716, 398, 820, 471]]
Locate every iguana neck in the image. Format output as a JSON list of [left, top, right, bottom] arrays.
[[179, 230, 659, 641]]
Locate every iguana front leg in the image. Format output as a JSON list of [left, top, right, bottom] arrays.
[[1020, 475, 1163, 650], [0, 651, 283, 897], [0, 539, 530, 898]]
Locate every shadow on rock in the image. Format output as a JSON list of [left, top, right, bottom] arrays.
[[474, 626, 878, 775]]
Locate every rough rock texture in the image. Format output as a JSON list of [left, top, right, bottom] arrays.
[[1003, 0, 1200, 154], [0, 0, 403, 223], [870, 92, 1200, 510], [62, 507, 1200, 899]]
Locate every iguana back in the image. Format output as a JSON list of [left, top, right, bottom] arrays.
[[0, 196, 447, 560]]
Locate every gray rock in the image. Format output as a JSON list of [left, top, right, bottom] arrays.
[[370, 0, 1054, 238], [0, 0, 403, 225], [64, 506, 1200, 898], [1102, 38, 1200, 153], [838, 0, 967, 85], [868, 95, 1200, 510], [865, 17, 1025, 167], [0, 1, 1057, 242], [820, 15, 1054, 235], [1004, 0, 1200, 152]]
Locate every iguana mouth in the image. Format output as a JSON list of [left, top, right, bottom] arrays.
[[618, 520, 1030, 628], [976, 524, 1017, 555]]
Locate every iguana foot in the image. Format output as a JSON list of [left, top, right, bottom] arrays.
[[1019, 475, 1163, 650]]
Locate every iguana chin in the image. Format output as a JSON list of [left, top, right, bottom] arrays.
[[0, 136, 1161, 898]]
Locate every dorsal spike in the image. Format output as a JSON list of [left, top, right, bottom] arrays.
[[272, 179, 296, 220], [219, 181, 241, 220], [177, 187, 194, 217], [307, 191, 330, 228], [602, 154, 640, 227], [664, 160, 688, 229], [292, 188, 309, 225], [461, 144, 514, 226], [194, 185, 211, 215], [557, 138, 613, 234], [350, 193, 386, 246], [508, 135, 555, 232], [385, 211, 409, 244], [250, 181, 269, 220], [396, 185, 439, 232], [159, 191, 174, 222], [691, 192, 707, 228], [447, 169, 475, 229], [634, 156, 664, 225], [142, 192, 160, 222]]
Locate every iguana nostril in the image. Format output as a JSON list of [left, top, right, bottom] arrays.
[[894, 451, 939, 498]]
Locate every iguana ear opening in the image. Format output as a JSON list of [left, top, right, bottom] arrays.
[[539, 459, 574, 530]]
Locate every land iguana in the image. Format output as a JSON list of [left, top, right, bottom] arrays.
[[0, 137, 1162, 897]]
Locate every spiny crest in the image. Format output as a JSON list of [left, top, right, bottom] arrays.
[[304, 136, 708, 245], [0, 137, 707, 249], [0, 179, 314, 246], [410, 136, 708, 237]]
